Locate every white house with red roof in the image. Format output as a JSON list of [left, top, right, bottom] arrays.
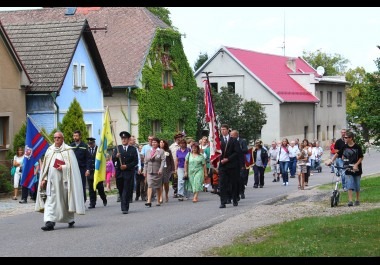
[[194, 46, 348, 146]]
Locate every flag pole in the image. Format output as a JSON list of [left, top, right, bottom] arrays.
[[202, 71, 222, 168], [27, 114, 53, 144], [107, 107, 123, 165]]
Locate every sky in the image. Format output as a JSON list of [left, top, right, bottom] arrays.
[[1, 7, 379, 73], [167, 7, 380, 73]]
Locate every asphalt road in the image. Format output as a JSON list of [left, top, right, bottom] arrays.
[[1, 150, 379, 257]]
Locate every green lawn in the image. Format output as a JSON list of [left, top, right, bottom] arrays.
[[207, 175, 380, 257]]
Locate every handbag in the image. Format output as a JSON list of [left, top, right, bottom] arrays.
[[10, 166, 16, 176]]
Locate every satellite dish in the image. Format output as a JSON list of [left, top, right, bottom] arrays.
[[316, 66, 325, 76]]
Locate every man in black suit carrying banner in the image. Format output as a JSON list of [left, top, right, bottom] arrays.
[[218, 124, 242, 208]]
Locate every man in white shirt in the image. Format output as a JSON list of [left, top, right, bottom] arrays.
[[169, 133, 184, 198]]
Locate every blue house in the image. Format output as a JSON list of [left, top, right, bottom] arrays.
[[2, 19, 112, 143]]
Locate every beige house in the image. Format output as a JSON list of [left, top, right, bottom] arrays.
[[194, 46, 348, 147], [0, 21, 31, 164]]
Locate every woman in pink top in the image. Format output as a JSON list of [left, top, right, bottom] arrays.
[[105, 153, 115, 192]]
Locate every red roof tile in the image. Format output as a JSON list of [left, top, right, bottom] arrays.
[[0, 7, 169, 88], [225, 46, 319, 103]]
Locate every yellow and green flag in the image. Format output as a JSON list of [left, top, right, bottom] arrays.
[[93, 106, 113, 190]]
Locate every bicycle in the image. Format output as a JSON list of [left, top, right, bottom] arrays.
[[326, 162, 356, 207]]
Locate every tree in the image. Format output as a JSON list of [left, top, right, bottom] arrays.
[[146, 7, 172, 27], [8, 121, 26, 159], [302, 49, 350, 75], [239, 100, 267, 142], [59, 98, 88, 143], [194, 52, 208, 72], [348, 58, 380, 146], [196, 86, 267, 143]]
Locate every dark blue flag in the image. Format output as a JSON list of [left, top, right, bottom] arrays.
[[20, 116, 49, 192]]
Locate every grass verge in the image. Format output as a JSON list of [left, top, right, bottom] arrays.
[[208, 175, 380, 257]]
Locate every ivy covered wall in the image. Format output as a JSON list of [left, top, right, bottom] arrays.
[[135, 28, 198, 143]]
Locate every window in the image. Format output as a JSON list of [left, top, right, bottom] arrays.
[[0, 117, 8, 148], [80, 64, 87, 88], [73, 63, 80, 88], [304, 126, 308, 140], [327, 125, 329, 140], [317, 125, 320, 141], [161, 44, 173, 89], [152, 120, 161, 135], [337, 92, 342, 106], [319, 91, 323, 107], [162, 70, 173, 89], [177, 120, 185, 133], [86, 123, 92, 138], [333, 125, 336, 139], [327, 91, 332, 106], [210, 82, 218, 94], [227, 82, 235, 93]]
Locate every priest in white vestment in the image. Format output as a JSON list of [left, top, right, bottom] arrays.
[[35, 131, 85, 231]]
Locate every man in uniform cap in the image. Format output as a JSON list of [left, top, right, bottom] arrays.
[[112, 131, 138, 214], [85, 137, 107, 209]]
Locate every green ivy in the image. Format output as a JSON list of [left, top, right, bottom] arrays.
[[135, 28, 198, 143]]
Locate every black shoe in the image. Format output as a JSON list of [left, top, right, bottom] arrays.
[[116, 196, 121, 202], [122, 211, 128, 214], [88, 205, 95, 209], [253, 185, 258, 188], [68, 221, 75, 228], [219, 204, 226, 208], [241, 194, 245, 199], [259, 185, 263, 188], [277, 177, 280, 181], [41, 222, 55, 231], [135, 197, 139, 201], [145, 202, 152, 207], [19, 200, 27, 204], [290, 175, 296, 178], [233, 201, 238, 206], [103, 199, 107, 207], [226, 199, 231, 204], [272, 179, 277, 182]]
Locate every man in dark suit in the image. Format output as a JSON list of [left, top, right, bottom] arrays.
[[112, 131, 138, 214], [230, 130, 249, 199], [86, 137, 107, 209], [218, 124, 242, 208], [70, 130, 90, 203]]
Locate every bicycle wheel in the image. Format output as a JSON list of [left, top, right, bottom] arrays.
[[334, 192, 340, 206], [331, 191, 337, 207]]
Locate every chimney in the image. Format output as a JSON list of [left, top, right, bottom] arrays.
[[286, 57, 296, 73]]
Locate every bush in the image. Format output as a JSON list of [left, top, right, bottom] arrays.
[[0, 164, 13, 193]]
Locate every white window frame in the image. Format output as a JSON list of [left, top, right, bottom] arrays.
[[73, 63, 80, 89], [80, 64, 87, 89]]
